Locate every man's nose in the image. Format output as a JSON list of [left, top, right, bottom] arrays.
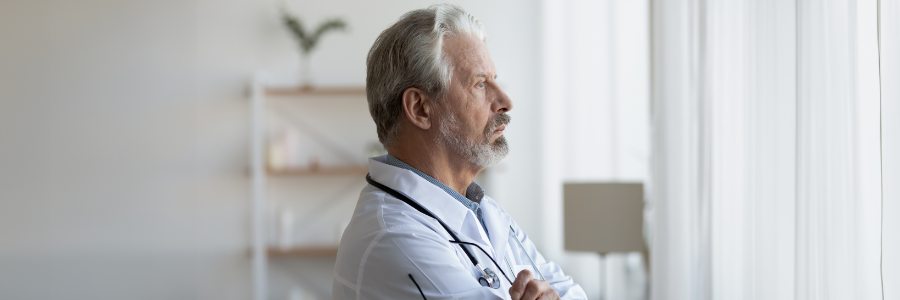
[[492, 87, 514, 113]]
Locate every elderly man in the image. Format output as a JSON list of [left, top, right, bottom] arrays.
[[334, 4, 587, 300]]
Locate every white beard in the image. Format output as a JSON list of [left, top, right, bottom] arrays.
[[438, 109, 509, 167]]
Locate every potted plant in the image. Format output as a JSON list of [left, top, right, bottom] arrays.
[[281, 9, 347, 88]]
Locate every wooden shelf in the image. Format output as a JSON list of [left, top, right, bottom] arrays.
[[266, 165, 369, 177], [265, 86, 366, 97], [267, 246, 339, 257]]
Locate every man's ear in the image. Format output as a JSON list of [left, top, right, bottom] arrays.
[[401, 87, 434, 130]]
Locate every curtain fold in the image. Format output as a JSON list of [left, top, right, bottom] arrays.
[[649, 0, 884, 299], [880, 0, 900, 298], [795, 1, 860, 298]]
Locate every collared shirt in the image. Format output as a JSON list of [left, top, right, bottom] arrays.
[[384, 154, 490, 237]]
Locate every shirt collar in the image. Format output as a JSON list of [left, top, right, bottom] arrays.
[[383, 154, 485, 208]]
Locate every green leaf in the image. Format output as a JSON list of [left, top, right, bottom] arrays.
[[280, 10, 347, 55]]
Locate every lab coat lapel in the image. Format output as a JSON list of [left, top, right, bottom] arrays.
[[481, 196, 511, 260], [367, 156, 471, 235]]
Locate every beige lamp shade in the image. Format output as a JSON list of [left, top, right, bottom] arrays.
[[564, 182, 644, 254]]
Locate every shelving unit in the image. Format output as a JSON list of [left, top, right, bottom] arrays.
[[249, 76, 370, 300], [265, 86, 367, 97], [267, 246, 341, 257], [267, 165, 369, 177]]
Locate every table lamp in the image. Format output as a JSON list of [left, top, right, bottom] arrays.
[[564, 182, 647, 298], [563, 182, 645, 253]]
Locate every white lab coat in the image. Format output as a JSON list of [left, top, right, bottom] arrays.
[[333, 156, 587, 299]]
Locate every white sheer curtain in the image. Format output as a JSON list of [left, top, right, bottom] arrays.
[[881, 0, 900, 297], [649, 0, 887, 299], [540, 0, 650, 299]]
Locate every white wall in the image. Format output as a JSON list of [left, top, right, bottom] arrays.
[[0, 0, 251, 299], [0, 0, 558, 299]]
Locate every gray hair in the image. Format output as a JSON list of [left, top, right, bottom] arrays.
[[366, 4, 487, 147]]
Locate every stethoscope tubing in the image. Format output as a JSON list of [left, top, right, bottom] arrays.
[[509, 226, 546, 281], [366, 174, 512, 286], [450, 240, 514, 284], [365, 174, 544, 288], [365, 174, 480, 264]]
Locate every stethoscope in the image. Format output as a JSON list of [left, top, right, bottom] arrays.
[[365, 174, 545, 290]]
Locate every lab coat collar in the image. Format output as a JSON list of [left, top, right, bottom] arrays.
[[368, 156, 472, 237], [480, 196, 512, 259]]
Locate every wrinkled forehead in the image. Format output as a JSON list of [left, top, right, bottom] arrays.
[[443, 35, 496, 80]]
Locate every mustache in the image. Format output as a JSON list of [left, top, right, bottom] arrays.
[[485, 113, 511, 136]]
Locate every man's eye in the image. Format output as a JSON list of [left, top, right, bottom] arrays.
[[477, 81, 485, 88]]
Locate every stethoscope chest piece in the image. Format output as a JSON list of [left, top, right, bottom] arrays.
[[478, 265, 501, 289]]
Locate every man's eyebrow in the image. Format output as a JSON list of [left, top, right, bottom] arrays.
[[473, 72, 498, 80]]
